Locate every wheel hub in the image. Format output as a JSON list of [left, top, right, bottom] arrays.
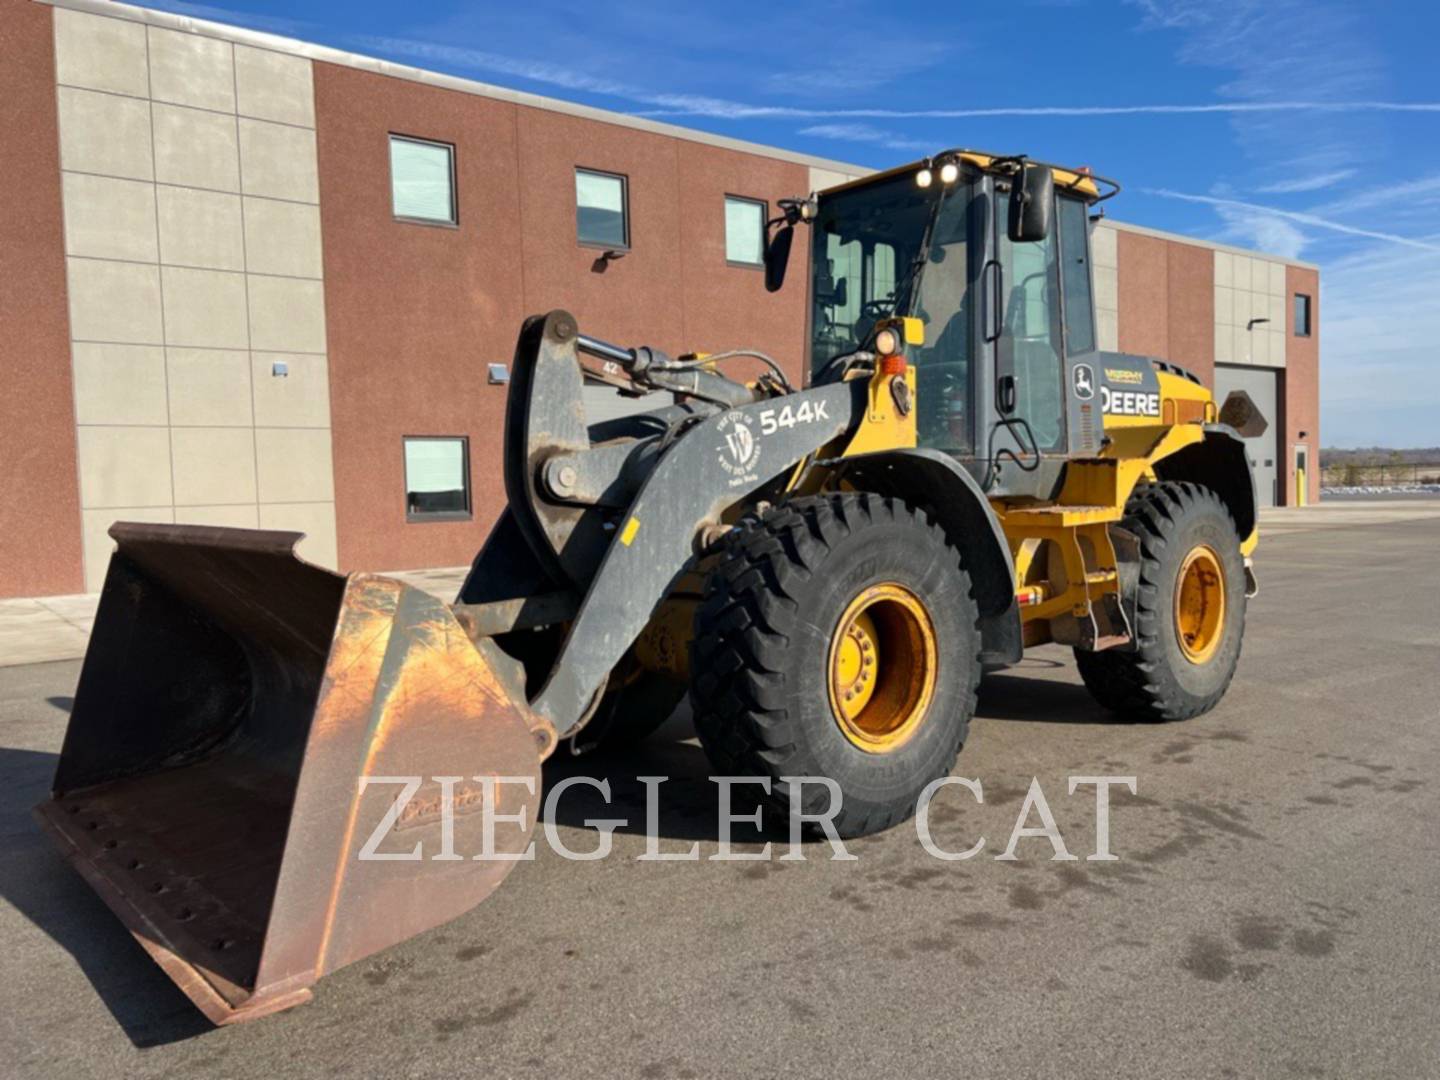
[[1174, 544, 1226, 664], [827, 583, 938, 753]]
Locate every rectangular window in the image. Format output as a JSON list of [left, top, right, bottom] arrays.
[[1293, 293, 1312, 336], [724, 195, 766, 265], [389, 135, 456, 224], [1057, 196, 1096, 355], [576, 168, 628, 248], [404, 437, 470, 520]]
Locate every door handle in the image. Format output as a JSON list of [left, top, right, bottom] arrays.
[[997, 374, 1017, 414], [983, 260, 1002, 342]]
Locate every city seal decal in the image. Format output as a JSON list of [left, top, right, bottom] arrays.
[[716, 410, 762, 486]]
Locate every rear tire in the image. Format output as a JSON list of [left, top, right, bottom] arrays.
[[691, 493, 981, 838], [1075, 481, 1246, 721]]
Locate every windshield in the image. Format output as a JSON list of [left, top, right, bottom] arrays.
[[808, 173, 944, 376]]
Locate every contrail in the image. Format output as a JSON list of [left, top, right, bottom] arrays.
[[1143, 189, 1440, 252]]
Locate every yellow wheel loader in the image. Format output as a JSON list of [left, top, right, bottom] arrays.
[[36, 150, 1261, 1024]]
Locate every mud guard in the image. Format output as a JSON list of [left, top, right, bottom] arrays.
[[835, 448, 1022, 666]]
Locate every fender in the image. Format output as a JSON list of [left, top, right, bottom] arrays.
[[1153, 423, 1259, 543], [832, 447, 1022, 665]]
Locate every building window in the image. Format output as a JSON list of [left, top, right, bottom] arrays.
[[724, 195, 766, 266], [404, 437, 470, 520], [390, 135, 456, 225], [1293, 293, 1312, 337], [576, 168, 628, 248]]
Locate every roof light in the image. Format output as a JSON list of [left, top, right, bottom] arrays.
[[939, 161, 960, 184], [915, 167, 933, 188]]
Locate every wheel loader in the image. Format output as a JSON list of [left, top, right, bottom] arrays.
[[36, 149, 1263, 1024]]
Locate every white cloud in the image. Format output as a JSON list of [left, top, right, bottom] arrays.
[[1143, 190, 1440, 253], [352, 35, 1440, 124], [1256, 169, 1357, 194], [797, 124, 933, 152]]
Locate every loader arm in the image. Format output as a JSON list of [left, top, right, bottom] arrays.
[[475, 311, 864, 736]]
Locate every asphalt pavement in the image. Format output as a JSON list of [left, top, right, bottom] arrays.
[[1, 508, 1437, 1079]]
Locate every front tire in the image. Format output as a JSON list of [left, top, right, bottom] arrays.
[[691, 493, 981, 838], [1075, 481, 1246, 721]]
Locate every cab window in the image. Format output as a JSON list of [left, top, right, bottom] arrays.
[[1058, 196, 1096, 355]]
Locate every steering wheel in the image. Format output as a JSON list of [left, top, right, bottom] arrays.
[[860, 298, 894, 320]]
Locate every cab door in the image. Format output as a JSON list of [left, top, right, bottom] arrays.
[[987, 185, 1067, 496]]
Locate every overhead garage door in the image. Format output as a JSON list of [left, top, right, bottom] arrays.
[[1213, 364, 1279, 507]]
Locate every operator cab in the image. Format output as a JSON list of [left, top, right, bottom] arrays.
[[797, 151, 1118, 499]]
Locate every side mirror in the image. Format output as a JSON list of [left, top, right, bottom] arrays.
[[1008, 163, 1053, 244], [831, 276, 849, 308], [764, 224, 794, 293]]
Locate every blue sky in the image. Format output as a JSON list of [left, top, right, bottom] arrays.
[[153, 0, 1440, 447]]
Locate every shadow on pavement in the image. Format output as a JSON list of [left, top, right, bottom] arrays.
[[976, 667, 1135, 726], [0, 741, 212, 1049]]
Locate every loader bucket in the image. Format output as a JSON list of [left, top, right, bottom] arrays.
[[34, 524, 545, 1025]]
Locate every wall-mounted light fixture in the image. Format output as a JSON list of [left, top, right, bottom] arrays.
[[1247, 317, 1271, 331]]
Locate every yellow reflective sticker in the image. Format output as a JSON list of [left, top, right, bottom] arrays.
[[620, 517, 641, 546]]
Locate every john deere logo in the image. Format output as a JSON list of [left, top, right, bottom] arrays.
[[1073, 363, 1096, 401]]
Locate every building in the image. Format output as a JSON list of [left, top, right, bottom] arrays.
[[0, 0, 1320, 599]]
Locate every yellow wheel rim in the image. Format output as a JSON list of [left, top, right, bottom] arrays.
[[1174, 544, 1226, 664], [827, 582, 938, 753]]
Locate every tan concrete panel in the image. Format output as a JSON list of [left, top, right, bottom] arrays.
[[71, 343, 168, 426], [76, 425, 173, 508], [67, 257, 162, 344], [1265, 259, 1286, 297], [258, 500, 337, 569], [53, 8, 149, 98], [1266, 291, 1285, 328], [1090, 222, 1117, 270], [238, 118, 319, 202], [62, 172, 158, 263], [1233, 255, 1253, 294], [174, 503, 260, 528], [1213, 319, 1233, 364], [147, 26, 235, 113], [171, 425, 257, 505], [152, 102, 240, 192], [1092, 263, 1118, 313], [82, 505, 173, 591], [1213, 249, 1232, 289], [57, 86, 153, 181], [166, 347, 253, 426], [242, 197, 322, 278], [161, 266, 249, 348], [1095, 307, 1118, 352], [1214, 286, 1234, 327], [247, 274, 326, 352], [808, 166, 858, 194], [255, 427, 335, 503], [234, 45, 314, 127], [252, 352, 331, 427], [156, 185, 244, 270]]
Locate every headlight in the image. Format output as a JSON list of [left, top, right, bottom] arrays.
[[915, 167, 933, 189], [874, 327, 900, 356], [939, 161, 960, 184]]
